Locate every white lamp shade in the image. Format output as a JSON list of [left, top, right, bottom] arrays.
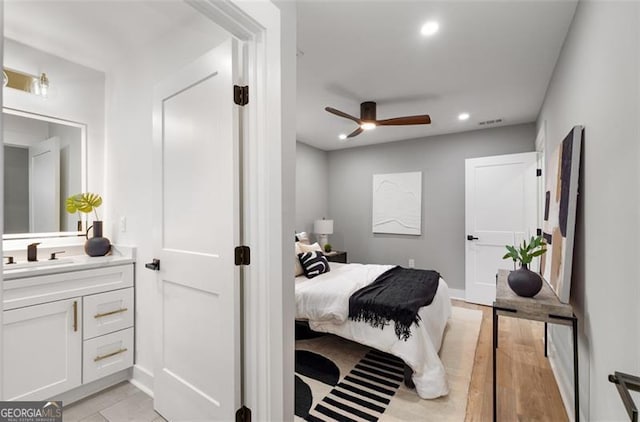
[[314, 219, 334, 235]]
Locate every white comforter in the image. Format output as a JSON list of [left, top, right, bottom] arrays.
[[295, 263, 452, 399]]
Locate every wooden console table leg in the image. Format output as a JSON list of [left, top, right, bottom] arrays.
[[573, 316, 579, 421], [493, 307, 498, 422], [544, 322, 548, 357]]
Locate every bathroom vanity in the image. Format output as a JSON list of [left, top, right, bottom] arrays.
[[2, 252, 135, 402]]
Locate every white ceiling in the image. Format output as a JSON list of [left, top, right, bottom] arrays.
[[297, 0, 578, 151], [4, 1, 226, 72]]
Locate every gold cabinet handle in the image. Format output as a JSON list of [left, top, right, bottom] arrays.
[[73, 301, 78, 332], [94, 308, 128, 319], [94, 348, 128, 362]]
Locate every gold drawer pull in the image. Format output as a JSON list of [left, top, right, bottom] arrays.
[[94, 308, 128, 319], [94, 348, 128, 362]]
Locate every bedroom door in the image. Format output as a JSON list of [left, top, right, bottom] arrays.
[[465, 152, 538, 305], [151, 38, 242, 421]]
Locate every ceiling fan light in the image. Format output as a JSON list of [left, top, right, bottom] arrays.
[[458, 112, 470, 121], [338, 134, 347, 140], [361, 122, 376, 130]]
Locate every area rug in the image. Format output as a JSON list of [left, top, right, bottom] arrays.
[[295, 306, 483, 421]]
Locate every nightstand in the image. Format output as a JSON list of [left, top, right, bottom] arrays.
[[324, 251, 347, 263]]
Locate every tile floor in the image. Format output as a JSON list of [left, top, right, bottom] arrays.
[[63, 381, 166, 422]]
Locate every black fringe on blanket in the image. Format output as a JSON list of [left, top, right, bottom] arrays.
[[348, 266, 440, 341]]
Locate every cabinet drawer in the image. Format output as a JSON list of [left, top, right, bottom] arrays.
[[83, 288, 134, 339], [83, 328, 134, 384]]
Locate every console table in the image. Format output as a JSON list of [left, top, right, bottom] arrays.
[[493, 269, 579, 421]]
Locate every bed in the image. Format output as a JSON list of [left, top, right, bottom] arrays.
[[295, 262, 452, 399]]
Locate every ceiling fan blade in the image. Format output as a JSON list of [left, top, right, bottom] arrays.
[[325, 107, 361, 123], [376, 115, 431, 126], [347, 127, 363, 138]]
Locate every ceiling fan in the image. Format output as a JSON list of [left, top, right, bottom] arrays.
[[325, 101, 431, 139]]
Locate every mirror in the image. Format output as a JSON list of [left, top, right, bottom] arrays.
[[3, 108, 87, 238]]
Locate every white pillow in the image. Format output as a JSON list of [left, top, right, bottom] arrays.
[[294, 242, 304, 277], [300, 242, 322, 253], [296, 232, 310, 245]]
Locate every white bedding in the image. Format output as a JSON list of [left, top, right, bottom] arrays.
[[295, 262, 452, 399]]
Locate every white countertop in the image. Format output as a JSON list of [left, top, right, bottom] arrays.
[[3, 245, 136, 280]]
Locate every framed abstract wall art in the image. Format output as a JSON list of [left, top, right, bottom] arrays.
[[541, 125, 583, 303], [372, 172, 422, 235]]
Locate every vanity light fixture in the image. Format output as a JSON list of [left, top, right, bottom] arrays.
[[3, 68, 50, 97]]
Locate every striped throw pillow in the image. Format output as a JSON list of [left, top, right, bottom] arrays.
[[298, 251, 330, 279]]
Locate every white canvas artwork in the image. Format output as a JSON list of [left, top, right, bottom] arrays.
[[372, 172, 422, 235]]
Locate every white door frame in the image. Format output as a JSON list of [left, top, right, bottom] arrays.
[[186, 1, 290, 420], [0, 0, 5, 402]]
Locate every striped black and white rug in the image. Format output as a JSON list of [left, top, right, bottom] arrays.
[[294, 306, 483, 422]]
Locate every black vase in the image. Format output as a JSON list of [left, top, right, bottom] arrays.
[[85, 221, 111, 257], [507, 264, 543, 297]]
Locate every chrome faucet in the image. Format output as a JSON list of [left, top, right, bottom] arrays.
[[27, 242, 41, 262]]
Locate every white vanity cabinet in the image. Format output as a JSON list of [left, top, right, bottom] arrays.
[[2, 262, 135, 402], [3, 298, 82, 401]]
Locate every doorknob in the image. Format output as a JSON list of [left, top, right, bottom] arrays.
[[145, 259, 160, 271], [467, 235, 479, 241]]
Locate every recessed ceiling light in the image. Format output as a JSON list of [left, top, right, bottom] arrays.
[[338, 134, 347, 140], [458, 113, 470, 121], [420, 21, 439, 36], [361, 122, 376, 131]]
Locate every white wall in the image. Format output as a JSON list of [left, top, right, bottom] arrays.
[[104, 14, 229, 384], [295, 142, 329, 238], [537, 2, 640, 420], [3, 113, 49, 146]]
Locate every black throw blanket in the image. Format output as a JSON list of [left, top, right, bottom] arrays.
[[348, 266, 440, 341]]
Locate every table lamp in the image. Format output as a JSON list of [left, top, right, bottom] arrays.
[[314, 218, 334, 250]]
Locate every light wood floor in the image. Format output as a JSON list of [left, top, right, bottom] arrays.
[[455, 300, 568, 421]]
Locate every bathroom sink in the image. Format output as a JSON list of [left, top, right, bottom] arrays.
[[4, 258, 75, 271]]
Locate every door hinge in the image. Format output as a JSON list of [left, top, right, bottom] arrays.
[[234, 85, 249, 106], [235, 246, 251, 266], [236, 406, 251, 422], [536, 168, 542, 177]]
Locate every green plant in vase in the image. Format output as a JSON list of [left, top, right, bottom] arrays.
[[502, 236, 547, 297], [324, 243, 333, 253], [66, 193, 110, 257]]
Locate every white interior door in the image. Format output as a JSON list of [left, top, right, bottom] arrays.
[[152, 38, 242, 421], [465, 152, 538, 305], [29, 136, 60, 233]]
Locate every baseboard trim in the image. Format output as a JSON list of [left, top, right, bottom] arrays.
[[131, 364, 154, 398], [448, 288, 466, 301], [548, 334, 584, 422]]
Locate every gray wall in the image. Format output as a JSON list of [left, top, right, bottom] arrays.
[[327, 123, 536, 291], [296, 142, 329, 238], [537, 2, 639, 420], [4, 146, 28, 234]]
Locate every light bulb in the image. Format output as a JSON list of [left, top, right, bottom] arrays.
[[39, 73, 49, 97]]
